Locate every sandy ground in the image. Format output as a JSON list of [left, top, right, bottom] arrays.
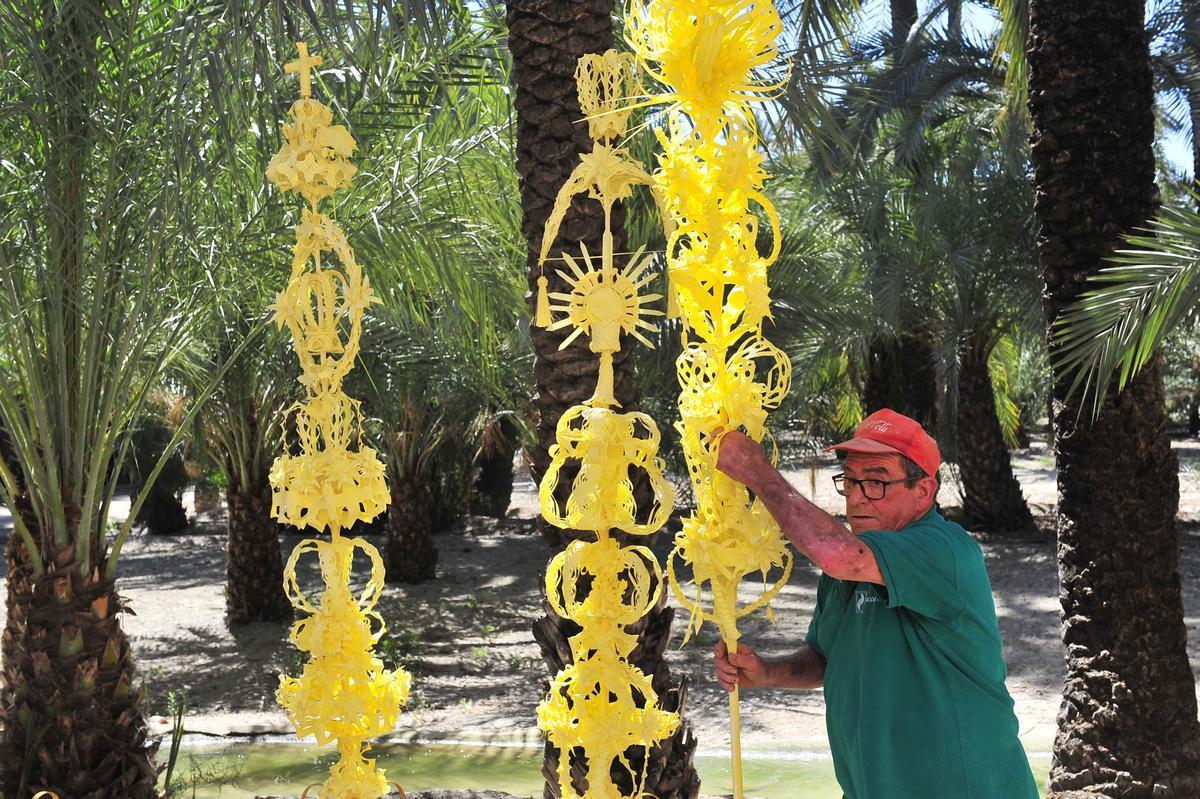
[[1, 437, 1199, 760]]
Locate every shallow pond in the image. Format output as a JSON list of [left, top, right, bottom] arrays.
[[163, 739, 1050, 798]]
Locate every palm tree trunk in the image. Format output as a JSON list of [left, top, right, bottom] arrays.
[[1028, 1, 1200, 794], [506, 3, 699, 797], [471, 418, 519, 518], [0, 3, 158, 794], [869, 0, 941, 438], [0, 509, 158, 799], [955, 334, 1037, 533], [224, 472, 291, 624], [0, 498, 36, 715], [384, 475, 438, 583], [863, 332, 938, 431]]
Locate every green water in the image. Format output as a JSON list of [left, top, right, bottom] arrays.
[[163, 740, 1050, 798]]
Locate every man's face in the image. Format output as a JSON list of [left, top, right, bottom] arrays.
[[841, 452, 935, 535]]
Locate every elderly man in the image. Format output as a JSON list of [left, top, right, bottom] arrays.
[[713, 408, 1037, 799]]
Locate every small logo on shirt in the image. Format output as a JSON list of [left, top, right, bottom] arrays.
[[855, 587, 881, 614]]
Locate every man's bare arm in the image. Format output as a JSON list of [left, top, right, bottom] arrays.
[[717, 432, 884, 584], [715, 640, 826, 691], [766, 645, 827, 690]]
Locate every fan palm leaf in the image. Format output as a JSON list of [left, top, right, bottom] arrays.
[[1052, 201, 1200, 420]]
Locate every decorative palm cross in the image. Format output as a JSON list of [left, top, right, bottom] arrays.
[[286, 41, 323, 99]]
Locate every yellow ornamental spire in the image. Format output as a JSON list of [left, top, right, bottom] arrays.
[[534, 50, 680, 799], [630, 3, 793, 798], [267, 42, 409, 799]]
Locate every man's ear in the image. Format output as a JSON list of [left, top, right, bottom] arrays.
[[918, 475, 938, 509]]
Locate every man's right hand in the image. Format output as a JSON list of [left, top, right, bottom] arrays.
[[714, 640, 771, 691]]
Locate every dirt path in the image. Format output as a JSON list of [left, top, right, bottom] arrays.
[[1, 438, 1198, 758]]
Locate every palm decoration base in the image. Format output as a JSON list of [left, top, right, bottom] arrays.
[[266, 43, 409, 799]]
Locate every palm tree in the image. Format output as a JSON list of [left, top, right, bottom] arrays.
[[919, 122, 1040, 533], [333, 25, 529, 581], [850, 2, 944, 430], [181, 315, 295, 624], [0, 3, 223, 794], [1026, 0, 1200, 793], [1152, 0, 1200, 434], [375, 390, 445, 584], [890, 0, 917, 44], [796, 10, 1042, 532], [1052, 0, 1200, 429], [166, 29, 301, 622], [1052, 203, 1200, 424], [0, 1, 510, 790]]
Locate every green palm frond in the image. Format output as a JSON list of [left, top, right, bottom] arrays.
[[0, 0, 510, 578], [0, 0, 226, 576], [988, 333, 1022, 449], [319, 47, 527, 478], [829, 350, 866, 431], [1053, 201, 1200, 421], [761, 0, 863, 164], [991, 0, 1029, 131]]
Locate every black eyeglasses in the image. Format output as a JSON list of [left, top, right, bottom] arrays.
[[832, 473, 917, 501]]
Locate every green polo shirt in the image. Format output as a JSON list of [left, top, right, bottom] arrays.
[[805, 509, 1038, 799]]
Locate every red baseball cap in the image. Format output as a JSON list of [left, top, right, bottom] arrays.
[[825, 408, 941, 478]]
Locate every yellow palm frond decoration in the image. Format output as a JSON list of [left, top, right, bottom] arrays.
[[627, 0, 785, 136], [266, 43, 409, 799], [533, 50, 681, 799], [630, 3, 793, 797]]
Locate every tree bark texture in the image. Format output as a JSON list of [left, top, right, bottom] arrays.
[[0, 498, 36, 715], [225, 472, 292, 624], [1028, 0, 1200, 793], [0, 526, 158, 799], [955, 336, 1037, 534], [385, 475, 438, 583], [0, 3, 158, 794]]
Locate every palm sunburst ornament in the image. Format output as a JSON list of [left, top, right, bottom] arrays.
[[546, 243, 662, 408]]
